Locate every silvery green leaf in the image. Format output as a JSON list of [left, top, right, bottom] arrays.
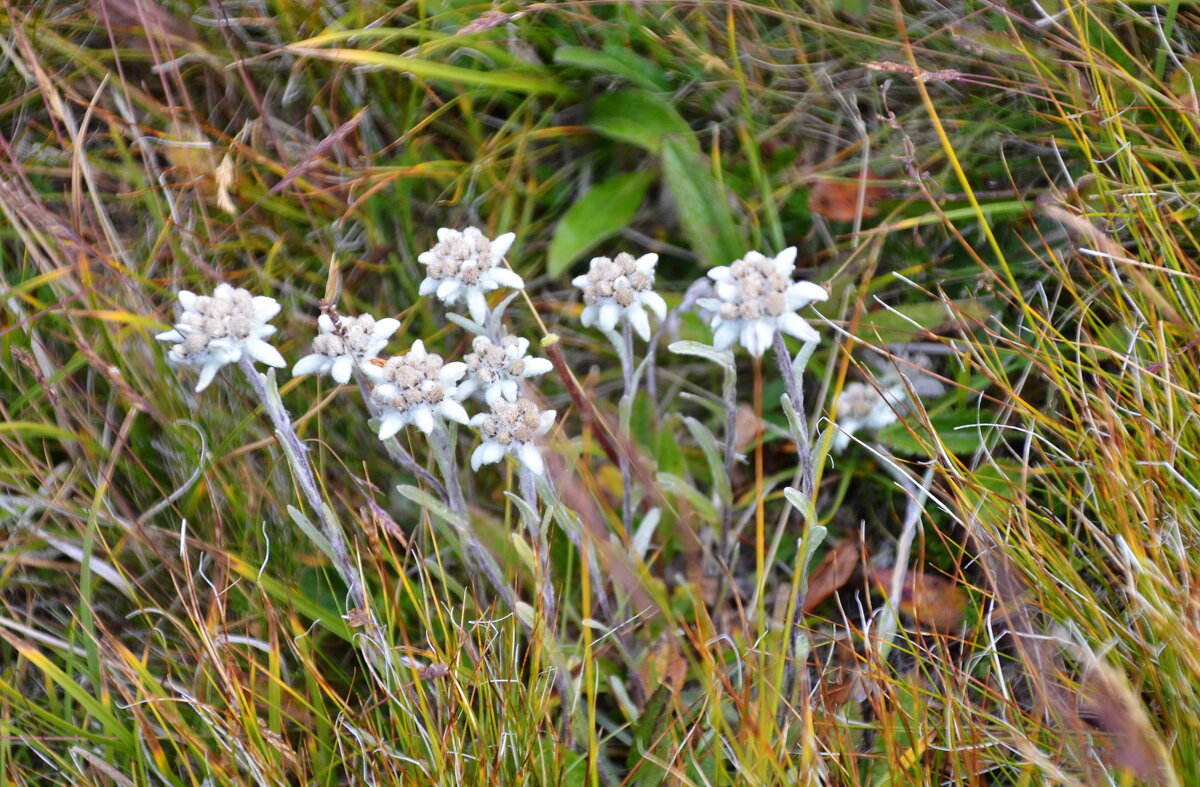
[[668, 340, 734, 370], [655, 472, 718, 522], [503, 490, 541, 529], [632, 507, 661, 561], [288, 505, 338, 574], [683, 416, 731, 507], [445, 313, 487, 336], [397, 485, 465, 529], [487, 290, 524, 332], [783, 485, 810, 515]]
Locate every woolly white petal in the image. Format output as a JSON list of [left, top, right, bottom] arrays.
[[500, 380, 518, 402], [642, 291, 668, 321], [831, 428, 852, 454], [517, 444, 544, 476], [437, 279, 461, 301], [484, 384, 504, 407], [417, 251, 437, 265], [537, 409, 557, 434], [246, 339, 286, 368], [253, 296, 281, 323], [419, 277, 439, 296], [741, 321, 772, 358], [773, 246, 798, 273], [712, 320, 740, 351], [292, 354, 330, 377], [523, 358, 553, 377], [436, 227, 454, 242], [465, 290, 487, 324], [361, 362, 385, 383], [194, 361, 222, 393], [331, 356, 355, 384], [628, 307, 651, 342], [635, 253, 658, 274], [487, 267, 525, 290], [474, 441, 506, 469], [597, 301, 621, 332], [413, 407, 435, 435], [409, 340, 426, 358], [316, 314, 335, 333], [778, 312, 821, 344], [440, 399, 470, 425], [788, 281, 829, 308], [377, 413, 406, 440], [177, 291, 198, 311], [707, 266, 731, 283], [373, 318, 400, 339], [695, 298, 720, 313], [441, 362, 467, 384], [469, 412, 489, 428], [491, 232, 515, 260], [579, 304, 598, 328], [864, 402, 899, 431], [571, 274, 589, 289], [715, 281, 739, 302], [156, 329, 184, 342]]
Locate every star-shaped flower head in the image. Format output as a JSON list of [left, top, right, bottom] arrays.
[[830, 382, 904, 453], [417, 227, 523, 324], [696, 247, 828, 357], [572, 252, 667, 341], [458, 335, 554, 406], [469, 397, 556, 476], [292, 313, 400, 384], [369, 341, 470, 438], [155, 283, 286, 392]]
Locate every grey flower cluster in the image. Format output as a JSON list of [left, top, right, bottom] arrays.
[[573, 252, 666, 340], [459, 335, 554, 406], [368, 341, 469, 437], [470, 397, 557, 476]]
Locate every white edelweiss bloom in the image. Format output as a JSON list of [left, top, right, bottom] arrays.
[[572, 252, 667, 341], [369, 340, 470, 438], [695, 247, 828, 358], [830, 381, 905, 453], [469, 397, 556, 476], [155, 283, 286, 393], [417, 227, 523, 324], [457, 335, 554, 406], [292, 312, 400, 384]]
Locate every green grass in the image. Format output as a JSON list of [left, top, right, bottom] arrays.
[[1, 0, 1199, 783]]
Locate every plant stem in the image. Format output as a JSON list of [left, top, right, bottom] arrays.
[[355, 374, 445, 497], [722, 357, 739, 533], [773, 332, 813, 501], [620, 320, 635, 534], [430, 423, 515, 612], [238, 358, 365, 610], [519, 467, 557, 631]]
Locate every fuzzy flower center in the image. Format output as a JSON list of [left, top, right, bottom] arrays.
[[465, 336, 525, 383], [171, 286, 258, 360], [372, 353, 448, 411], [479, 399, 542, 446], [722, 255, 792, 319], [838, 382, 882, 420], [424, 228, 494, 281], [312, 314, 379, 358], [580, 252, 653, 306]]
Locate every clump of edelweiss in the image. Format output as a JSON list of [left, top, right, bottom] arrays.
[[572, 252, 667, 341], [292, 313, 399, 384], [697, 247, 828, 357], [470, 397, 556, 476], [155, 283, 285, 392], [369, 341, 469, 438], [417, 227, 523, 324], [458, 335, 554, 406]]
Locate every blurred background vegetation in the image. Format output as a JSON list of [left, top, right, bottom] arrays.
[[1, 0, 1199, 783]]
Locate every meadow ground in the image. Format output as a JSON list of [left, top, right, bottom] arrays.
[[1, 1, 1199, 784]]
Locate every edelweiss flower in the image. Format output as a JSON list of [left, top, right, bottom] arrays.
[[417, 227, 523, 323], [469, 398, 556, 476], [369, 341, 470, 438], [458, 335, 554, 406], [831, 382, 904, 453], [155, 283, 285, 392], [572, 252, 667, 340], [696, 247, 828, 357], [292, 313, 400, 384]]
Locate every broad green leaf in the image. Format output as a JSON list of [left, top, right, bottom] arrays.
[[627, 683, 673, 783], [587, 88, 693, 153], [668, 340, 734, 369], [553, 46, 669, 91], [874, 409, 993, 455], [855, 299, 988, 344], [547, 170, 655, 276], [661, 137, 744, 268]]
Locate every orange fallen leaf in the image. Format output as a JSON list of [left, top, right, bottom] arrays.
[[809, 174, 890, 222], [803, 539, 861, 614], [870, 568, 966, 632]]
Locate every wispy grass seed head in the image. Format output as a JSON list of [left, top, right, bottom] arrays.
[[292, 312, 399, 384], [573, 252, 667, 340], [369, 341, 470, 437], [697, 247, 827, 357], [155, 284, 285, 392], [417, 227, 522, 324]]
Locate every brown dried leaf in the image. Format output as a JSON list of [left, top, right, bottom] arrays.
[[871, 568, 966, 632], [808, 173, 889, 222], [802, 539, 860, 614]]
